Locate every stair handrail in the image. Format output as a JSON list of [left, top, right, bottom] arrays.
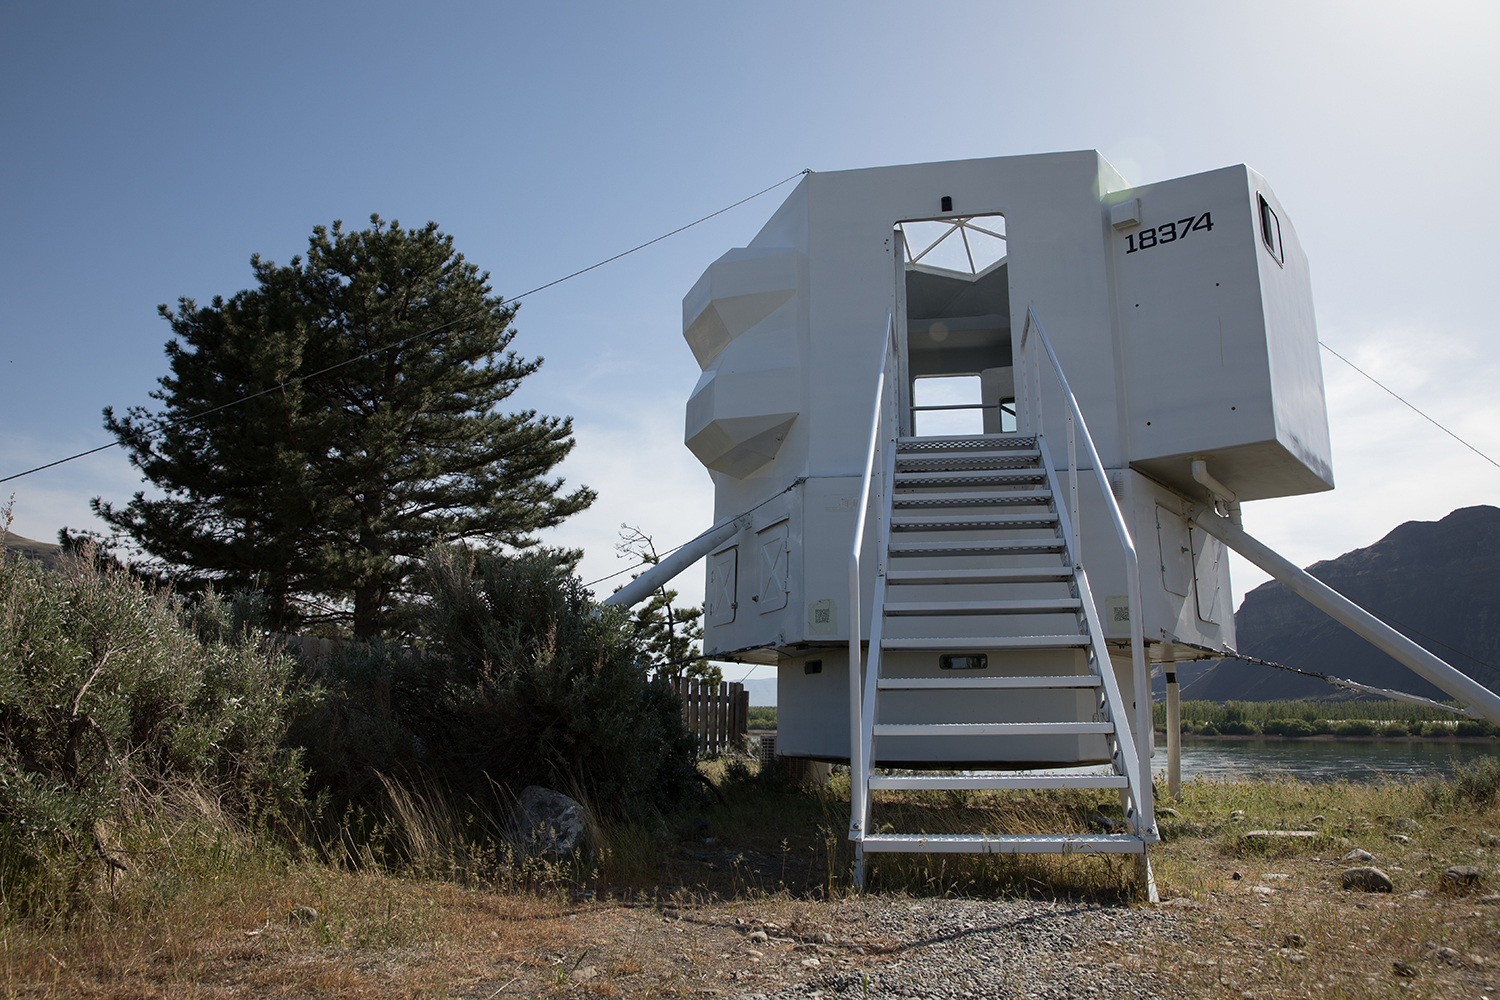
[[848, 313, 895, 843], [1020, 306, 1154, 834]]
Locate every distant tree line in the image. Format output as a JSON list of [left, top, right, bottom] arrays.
[[1156, 699, 1495, 737]]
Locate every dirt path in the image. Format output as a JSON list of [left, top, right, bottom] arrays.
[[446, 895, 1182, 999]]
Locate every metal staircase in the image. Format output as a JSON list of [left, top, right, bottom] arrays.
[[847, 309, 1157, 895]]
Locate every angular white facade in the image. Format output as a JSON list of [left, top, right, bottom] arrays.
[[679, 151, 1332, 762]]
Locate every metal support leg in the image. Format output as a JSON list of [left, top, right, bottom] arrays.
[[852, 844, 865, 891], [1166, 672, 1181, 801], [1135, 850, 1158, 903]]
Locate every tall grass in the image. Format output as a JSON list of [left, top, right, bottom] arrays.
[[859, 784, 1143, 900]]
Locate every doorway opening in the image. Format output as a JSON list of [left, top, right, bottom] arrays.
[[897, 214, 1013, 437]]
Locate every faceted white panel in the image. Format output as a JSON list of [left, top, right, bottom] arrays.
[[684, 362, 801, 477], [682, 248, 802, 368]]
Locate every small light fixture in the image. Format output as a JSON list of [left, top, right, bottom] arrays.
[[940, 195, 953, 213], [1110, 198, 1141, 230]]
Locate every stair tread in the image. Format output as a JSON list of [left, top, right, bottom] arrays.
[[896, 453, 1041, 470], [891, 513, 1058, 529], [858, 833, 1145, 854], [896, 470, 1046, 484], [884, 598, 1082, 616], [888, 540, 1067, 555], [886, 568, 1075, 584], [867, 774, 1127, 789], [897, 434, 1036, 450], [872, 721, 1114, 735], [892, 490, 1053, 508], [881, 635, 1091, 649], [878, 675, 1102, 689]]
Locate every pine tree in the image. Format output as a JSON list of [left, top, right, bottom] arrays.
[[93, 216, 594, 637]]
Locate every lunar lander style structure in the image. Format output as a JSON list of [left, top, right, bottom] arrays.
[[605, 151, 1500, 890]]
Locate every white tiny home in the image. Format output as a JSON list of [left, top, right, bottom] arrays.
[[603, 149, 1499, 886], [680, 151, 1330, 764]]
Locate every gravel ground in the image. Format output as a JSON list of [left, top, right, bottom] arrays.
[[741, 898, 1185, 999]]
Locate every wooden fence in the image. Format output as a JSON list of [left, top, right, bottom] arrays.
[[671, 677, 749, 756]]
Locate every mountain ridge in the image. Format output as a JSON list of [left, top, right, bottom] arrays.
[[2, 530, 65, 571], [1181, 505, 1500, 702]]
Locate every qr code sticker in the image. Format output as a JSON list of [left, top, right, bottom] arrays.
[[1112, 606, 1130, 622], [814, 608, 831, 624]]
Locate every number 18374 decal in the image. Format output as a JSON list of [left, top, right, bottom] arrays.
[[1125, 212, 1213, 254]]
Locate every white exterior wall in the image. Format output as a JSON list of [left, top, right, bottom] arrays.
[[679, 151, 1332, 758], [1113, 164, 1332, 501]]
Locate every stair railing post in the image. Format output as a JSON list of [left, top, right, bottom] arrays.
[[861, 421, 898, 826], [849, 315, 894, 865], [1019, 322, 1032, 435], [1067, 406, 1080, 569], [1024, 307, 1154, 842]]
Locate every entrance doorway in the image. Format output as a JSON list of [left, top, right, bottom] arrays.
[[895, 214, 1013, 437]]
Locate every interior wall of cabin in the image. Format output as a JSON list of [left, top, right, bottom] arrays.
[[902, 253, 1014, 436]]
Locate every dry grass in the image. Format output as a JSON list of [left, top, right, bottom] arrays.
[[859, 780, 1143, 900], [0, 862, 588, 998], [4, 764, 1500, 997], [1135, 773, 1500, 998]]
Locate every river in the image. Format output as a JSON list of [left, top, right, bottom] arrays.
[[1150, 738, 1499, 783]]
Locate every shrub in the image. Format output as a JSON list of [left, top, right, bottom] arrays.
[[1456, 720, 1497, 738], [1427, 755, 1500, 811], [1218, 720, 1260, 736], [1267, 718, 1316, 738], [389, 546, 701, 818], [1332, 719, 1376, 737], [288, 641, 425, 814], [1198, 722, 1220, 736], [0, 550, 308, 906], [1312, 718, 1335, 735], [1422, 721, 1453, 738], [1380, 722, 1410, 738]]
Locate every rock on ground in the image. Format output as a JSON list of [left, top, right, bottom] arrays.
[[510, 785, 587, 856], [1341, 866, 1394, 892]]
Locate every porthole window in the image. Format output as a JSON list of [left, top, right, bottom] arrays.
[[1258, 194, 1284, 266]]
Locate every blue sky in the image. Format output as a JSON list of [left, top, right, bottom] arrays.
[[3, 2, 1498, 691]]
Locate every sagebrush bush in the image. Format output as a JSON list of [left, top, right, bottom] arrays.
[[288, 640, 424, 815], [294, 547, 701, 823], [1426, 755, 1500, 811], [0, 550, 309, 907], [410, 547, 701, 817]]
